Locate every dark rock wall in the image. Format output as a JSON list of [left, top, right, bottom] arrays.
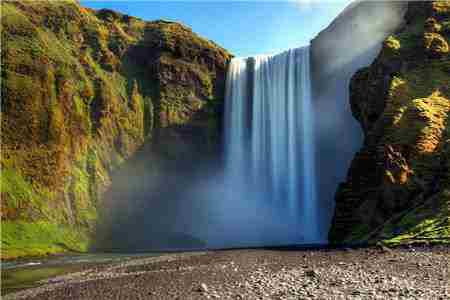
[[311, 0, 407, 238], [329, 1, 450, 245]]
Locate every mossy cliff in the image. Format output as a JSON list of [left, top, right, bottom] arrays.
[[1, 0, 231, 259], [330, 1, 450, 245]]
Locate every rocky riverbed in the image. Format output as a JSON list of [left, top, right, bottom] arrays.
[[3, 246, 449, 300]]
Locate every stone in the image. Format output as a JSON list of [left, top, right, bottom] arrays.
[[304, 270, 319, 278], [197, 283, 209, 293], [377, 243, 394, 253]]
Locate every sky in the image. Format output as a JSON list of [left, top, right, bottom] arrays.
[[81, 1, 353, 57]]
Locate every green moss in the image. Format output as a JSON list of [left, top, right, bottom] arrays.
[[432, 1, 450, 15], [2, 3, 79, 70], [63, 157, 99, 226], [424, 32, 449, 56], [1, 169, 36, 210], [1, 0, 229, 258], [380, 191, 450, 245], [383, 59, 450, 150], [336, 3, 450, 245], [442, 20, 450, 33], [86, 148, 99, 205], [383, 35, 401, 58], [73, 94, 92, 132], [345, 224, 372, 243], [0, 168, 54, 220], [72, 164, 89, 196], [1, 4, 36, 37], [393, 17, 426, 53], [3, 71, 41, 97], [1, 221, 89, 260], [149, 21, 229, 60]]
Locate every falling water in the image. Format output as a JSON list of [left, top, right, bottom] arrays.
[[224, 46, 321, 244]]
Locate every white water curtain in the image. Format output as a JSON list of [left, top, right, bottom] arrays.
[[224, 46, 321, 244]]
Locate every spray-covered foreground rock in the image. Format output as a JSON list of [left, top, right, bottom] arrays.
[[1, 0, 230, 259], [330, 1, 450, 245]]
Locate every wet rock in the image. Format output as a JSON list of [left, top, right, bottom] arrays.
[[197, 283, 209, 293], [304, 270, 319, 278]]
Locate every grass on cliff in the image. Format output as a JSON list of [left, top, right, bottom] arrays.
[[368, 80, 450, 246], [0, 168, 55, 220], [346, 192, 450, 246], [1, 0, 229, 260], [1, 168, 38, 211], [380, 190, 450, 246], [1, 221, 89, 260], [2, 0, 145, 225]]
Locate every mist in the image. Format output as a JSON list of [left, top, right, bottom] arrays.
[[95, 1, 407, 252], [311, 0, 407, 238]]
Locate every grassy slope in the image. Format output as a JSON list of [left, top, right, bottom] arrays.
[[1, 222, 89, 259]]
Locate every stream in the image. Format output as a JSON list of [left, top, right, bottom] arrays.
[[1, 252, 163, 295]]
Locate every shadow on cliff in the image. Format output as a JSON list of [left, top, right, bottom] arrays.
[[339, 85, 450, 243], [91, 26, 226, 251], [91, 1, 409, 251], [311, 0, 407, 240], [91, 113, 221, 252]]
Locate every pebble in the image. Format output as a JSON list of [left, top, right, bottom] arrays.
[[200, 248, 449, 300], [197, 283, 209, 293], [4, 247, 448, 300]]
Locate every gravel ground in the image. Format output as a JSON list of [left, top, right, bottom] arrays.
[[4, 245, 449, 300]]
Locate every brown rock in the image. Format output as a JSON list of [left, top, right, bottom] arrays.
[[330, 1, 450, 244], [423, 33, 449, 58]]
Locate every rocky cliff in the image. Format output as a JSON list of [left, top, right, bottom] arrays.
[[330, 1, 450, 245], [1, 0, 230, 259], [3, 0, 449, 258], [311, 0, 407, 238]]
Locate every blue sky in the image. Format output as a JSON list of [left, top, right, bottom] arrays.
[[81, 1, 353, 57]]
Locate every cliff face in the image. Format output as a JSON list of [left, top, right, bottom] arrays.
[[1, 0, 230, 258], [310, 1, 407, 237], [330, 1, 450, 245]]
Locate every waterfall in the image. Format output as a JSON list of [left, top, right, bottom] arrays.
[[224, 46, 322, 244]]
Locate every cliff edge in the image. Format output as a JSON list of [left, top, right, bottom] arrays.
[[330, 1, 450, 245], [1, 0, 231, 259]]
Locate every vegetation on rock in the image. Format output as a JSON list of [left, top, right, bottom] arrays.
[[1, 0, 230, 259], [330, 1, 450, 246]]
